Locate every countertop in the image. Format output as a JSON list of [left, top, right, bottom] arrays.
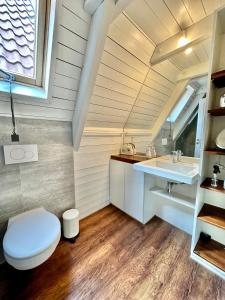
[[110, 153, 150, 164]]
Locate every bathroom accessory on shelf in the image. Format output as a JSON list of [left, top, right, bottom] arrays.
[[177, 150, 183, 161], [151, 145, 157, 158], [171, 150, 183, 163], [200, 232, 211, 243], [216, 129, 225, 149], [146, 144, 152, 158], [171, 150, 178, 163], [211, 165, 220, 187], [146, 144, 156, 158], [120, 143, 136, 156], [220, 93, 225, 107], [215, 163, 225, 189]]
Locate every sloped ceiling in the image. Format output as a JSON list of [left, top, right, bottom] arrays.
[[125, 0, 225, 44], [84, 0, 225, 131], [85, 13, 179, 129]]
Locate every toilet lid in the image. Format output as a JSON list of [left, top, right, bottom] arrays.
[[3, 208, 61, 259]]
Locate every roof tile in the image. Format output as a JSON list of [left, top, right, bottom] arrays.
[[0, 0, 35, 78]]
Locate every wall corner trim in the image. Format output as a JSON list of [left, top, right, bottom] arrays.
[[72, 0, 115, 151]]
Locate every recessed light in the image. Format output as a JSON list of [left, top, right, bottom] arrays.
[[178, 36, 188, 47], [185, 47, 192, 55]]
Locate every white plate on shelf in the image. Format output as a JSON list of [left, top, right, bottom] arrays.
[[216, 129, 225, 149]]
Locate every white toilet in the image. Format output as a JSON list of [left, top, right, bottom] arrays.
[[3, 207, 61, 270]]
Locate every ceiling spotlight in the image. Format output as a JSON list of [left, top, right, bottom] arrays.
[[178, 36, 188, 47], [185, 47, 193, 55]]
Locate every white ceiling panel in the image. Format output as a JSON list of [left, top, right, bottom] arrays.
[[145, 0, 181, 35], [168, 39, 210, 70], [125, 0, 172, 44], [125, 0, 225, 46], [202, 0, 225, 15], [163, 0, 193, 29], [182, 0, 206, 23]]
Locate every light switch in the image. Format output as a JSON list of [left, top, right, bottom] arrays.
[[162, 138, 168, 146], [3, 144, 38, 165]]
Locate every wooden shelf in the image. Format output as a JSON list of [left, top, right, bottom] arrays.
[[211, 70, 225, 88], [208, 107, 225, 116], [194, 238, 225, 272], [200, 177, 225, 194], [150, 187, 195, 209], [205, 149, 225, 156], [198, 204, 225, 230]]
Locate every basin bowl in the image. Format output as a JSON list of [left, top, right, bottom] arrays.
[[134, 155, 199, 184]]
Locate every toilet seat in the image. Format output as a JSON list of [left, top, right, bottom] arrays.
[[3, 207, 61, 270]]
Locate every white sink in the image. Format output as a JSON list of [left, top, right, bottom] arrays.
[[134, 155, 199, 184]]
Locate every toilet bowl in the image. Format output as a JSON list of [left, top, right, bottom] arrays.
[[3, 207, 61, 270]]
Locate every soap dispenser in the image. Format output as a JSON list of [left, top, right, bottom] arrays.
[[211, 165, 220, 187]]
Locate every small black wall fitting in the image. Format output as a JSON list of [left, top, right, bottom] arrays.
[[0, 69, 19, 142]]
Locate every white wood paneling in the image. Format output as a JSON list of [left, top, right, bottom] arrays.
[[108, 14, 155, 65], [164, 0, 193, 29], [182, 0, 206, 23], [145, 0, 180, 35], [169, 39, 210, 71], [125, 0, 225, 45], [202, 0, 225, 15], [85, 12, 180, 130], [125, 134, 152, 152], [0, 0, 90, 122], [63, 0, 91, 23], [74, 135, 122, 219]]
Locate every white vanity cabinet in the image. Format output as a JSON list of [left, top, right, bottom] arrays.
[[110, 157, 196, 231], [109, 159, 125, 211], [109, 159, 146, 223]]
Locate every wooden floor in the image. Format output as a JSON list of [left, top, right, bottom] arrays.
[[0, 205, 225, 300]]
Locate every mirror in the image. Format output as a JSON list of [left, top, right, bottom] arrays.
[[124, 38, 209, 157]]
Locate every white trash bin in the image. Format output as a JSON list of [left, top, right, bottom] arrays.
[[63, 209, 79, 242]]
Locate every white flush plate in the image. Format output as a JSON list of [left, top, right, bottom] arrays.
[[3, 144, 38, 165]]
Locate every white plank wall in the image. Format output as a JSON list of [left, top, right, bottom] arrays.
[[124, 135, 153, 153], [77, 12, 181, 218], [85, 13, 180, 130], [74, 135, 122, 219], [0, 0, 90, 121]]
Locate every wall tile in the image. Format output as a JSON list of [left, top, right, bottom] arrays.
[[0, 117, 75, 262]]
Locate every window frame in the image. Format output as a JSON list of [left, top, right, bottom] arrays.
[[0, 0, 58, 100]]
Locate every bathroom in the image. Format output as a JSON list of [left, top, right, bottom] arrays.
[[0, 0, 225, 299]]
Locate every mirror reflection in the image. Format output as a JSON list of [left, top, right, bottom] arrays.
[[124, 38, 209, 158]]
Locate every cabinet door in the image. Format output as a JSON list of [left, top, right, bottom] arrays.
[[109, 160, 125, 210], [124, 163, 144, 222]]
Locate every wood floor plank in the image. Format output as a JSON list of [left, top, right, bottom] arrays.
[[128, 229, 188, 300], [91, 221, 173, 300], [153, 235, 198, 300], [0, 205, 224, 300]]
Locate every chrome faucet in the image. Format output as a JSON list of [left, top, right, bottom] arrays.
[[171, 150, 183, 163], [171, 151, 178, 163], [177, 150, 183, 161]]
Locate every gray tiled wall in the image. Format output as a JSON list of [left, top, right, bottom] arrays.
[[154, 122, 173, 156], [0, 117, 75, 262]]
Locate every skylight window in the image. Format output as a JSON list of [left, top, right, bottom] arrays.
[[0, 0, 46, 85], [168, 85, 195, 123]]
